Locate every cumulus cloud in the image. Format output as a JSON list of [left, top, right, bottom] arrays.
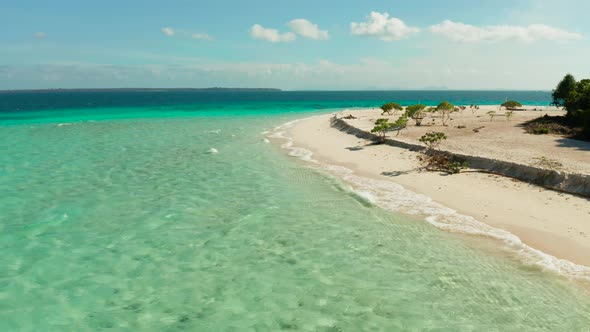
[[351, 12, 419, 41], [249, 24, 296, 42], [287, 19, 329, 40], [429, 20, 583, 43], [161, 27, 175, 37]]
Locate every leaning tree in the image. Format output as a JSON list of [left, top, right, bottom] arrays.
[[380, 102, 403, 115]]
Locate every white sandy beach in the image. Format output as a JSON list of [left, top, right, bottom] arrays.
[[275, 107, 590, 272]]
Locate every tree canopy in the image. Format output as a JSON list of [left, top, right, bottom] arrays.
[[380, 102, 403, 115], [406, 104, 427, 114], [501, 100, 522, 108], [436, 101, 455, 125], [436, 101, 454, 111], [551, 74, 590, 137], [552, 74, 577, 107], [406, 104, 427, 125]]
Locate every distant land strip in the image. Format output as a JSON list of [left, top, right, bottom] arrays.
[[0, 88, 283, 93]]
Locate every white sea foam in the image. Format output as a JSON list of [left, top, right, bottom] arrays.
[[57, 123, 72, 127], [208, 148, 219, 154], [269, 117, 590, 281]]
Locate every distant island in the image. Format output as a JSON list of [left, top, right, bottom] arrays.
[[0, 87, 282, 93]]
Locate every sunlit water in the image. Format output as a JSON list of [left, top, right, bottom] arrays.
[[1, 93, 590, 331]]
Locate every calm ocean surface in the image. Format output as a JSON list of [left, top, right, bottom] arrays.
[[2, 90, 590, 331]]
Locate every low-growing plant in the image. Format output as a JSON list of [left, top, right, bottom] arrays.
[[419, 131, 447, 151], [417, 150, 469, 174], [532, 156, 563, 171], [448, 161, 470, 174], [523, 114, 580, 137], [417, 131, 468, 174], [532, 156, 563, 182], [505, 111, 514, 121], [487, 111, 496, 121], [380, 102, 403, 115], [501, 100, 523, 109]]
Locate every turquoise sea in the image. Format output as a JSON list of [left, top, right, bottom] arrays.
[[2, 90, 590, 331]]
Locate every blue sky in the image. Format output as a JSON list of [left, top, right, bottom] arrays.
[[1, 0, 589, 90]]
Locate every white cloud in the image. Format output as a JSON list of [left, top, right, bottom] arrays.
[[429, 20, 583, 43], [161, 27, 175, 37], [34, 32, 47, 39], [162, 27, 213, 41], [351, 11, 419, 41], [249, 24, 296, 42], [192, 33, 213, 41], [287, 19, 329, 40]]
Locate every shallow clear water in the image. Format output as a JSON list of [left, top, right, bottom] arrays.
[[1, 96, 590, 330]]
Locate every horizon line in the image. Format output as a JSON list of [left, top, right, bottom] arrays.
[[0, 87, 553, 93]]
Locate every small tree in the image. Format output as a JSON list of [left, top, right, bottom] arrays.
[[380, 102, 403, 115], [419, 131, 447, 151], [418, 132, 468, 174], [406, 104, 427, 126], [436, 101, 455, 126], [505, 111, 514, 121], [371, 118, 392, 142], [391, 114, 409, 136], [501, 100, 522, 109], [552, 74, 577, 107], [487, 111, 496, 121]]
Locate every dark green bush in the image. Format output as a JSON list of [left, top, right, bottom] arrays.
[[501, 100, 522, 108]]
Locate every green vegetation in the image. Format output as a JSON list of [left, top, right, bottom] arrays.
[[523, 115, 576, 136], [501, 100, 522, 109], [371, 115, 408, 142], [532, 156, 563, 172], [436, 101, 455, 126], [551, 74, 577, 108], [418, 131, 447, 151], [406, 104, 427, 126], [505, 111, 514, 121], [371, 118, 393, 142], [417, 131, 468, 174], [380, 102, 403, 115], [540, 74, 590, 140], [390, 114, 409, 136], [486, 111, 496, 121]]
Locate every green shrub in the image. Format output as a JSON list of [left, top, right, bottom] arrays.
[[419, 131, 447, 150], [371, 118, 392, 141], [552, 74, 590, 137], [371, 115, 408, 142], [406, 104, 427, 126], [448, 161, 470, 174], [486, 111, 496, 121], [505, 111, 514, 121], [436, 101, 456, 126], [380, 102, 403, 115], [501, 100, 522, 108]]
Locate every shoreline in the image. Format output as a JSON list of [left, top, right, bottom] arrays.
[[269, 111, 590, 281]]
